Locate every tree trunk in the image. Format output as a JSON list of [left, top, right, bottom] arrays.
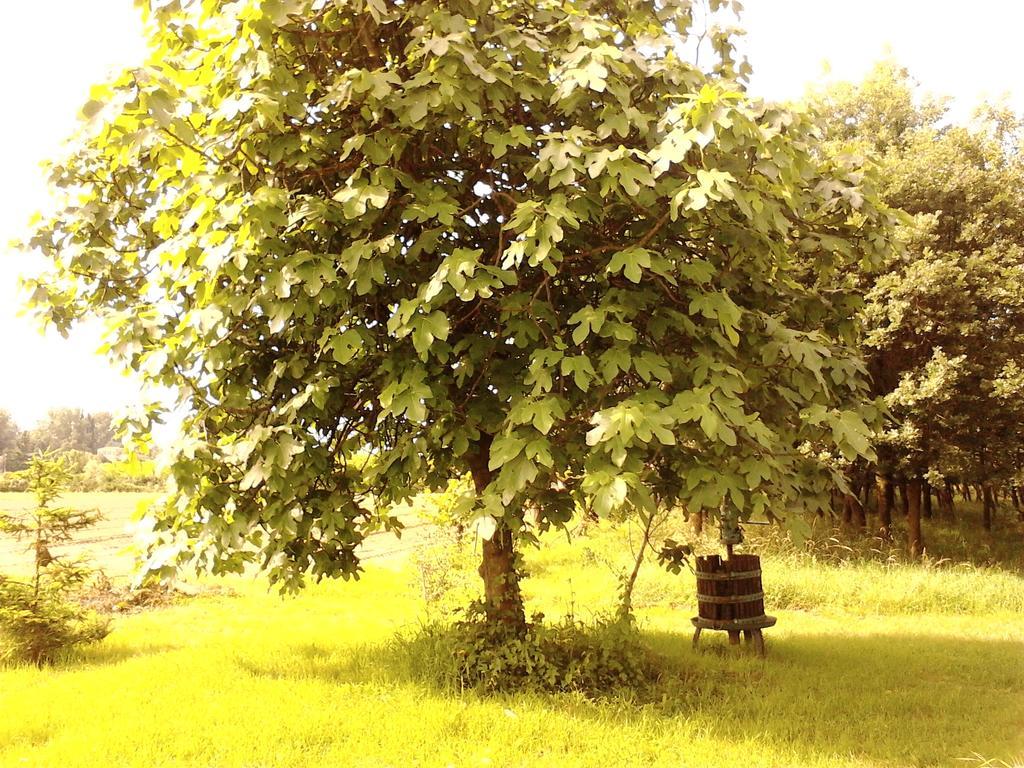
[[619, 510, 658, 621], [862, 471, 874, 513], [692, 507, 705, 536], [898, 481, 910, 517], [943, 480, 956, 518], [844, 493, 865, 530], [1010, 485, 1021, 520], [907, 478, 923, 559], [479, 525, 524, 625], [981, 484, 995, 532], [875, 473, 893, 539], [468, 437, 525, 627], [922, 482, 933, 519]]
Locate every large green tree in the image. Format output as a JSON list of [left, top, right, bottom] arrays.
[[25, 0, 893, 623], [814, 62, 1024, 545]]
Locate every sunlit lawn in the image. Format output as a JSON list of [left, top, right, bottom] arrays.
[[2, 507, 1023, 768]]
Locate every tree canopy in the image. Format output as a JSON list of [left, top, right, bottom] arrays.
[[814, 61, 1024, 540], [25, 0, 894, 621], [27, 409, 116, 456]]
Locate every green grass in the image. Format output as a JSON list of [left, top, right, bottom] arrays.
[[1, 496, 1023, 767]]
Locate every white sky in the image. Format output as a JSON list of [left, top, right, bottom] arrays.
[[1, 0, 1021, 430]]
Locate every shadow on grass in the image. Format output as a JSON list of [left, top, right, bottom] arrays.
[[68, 641, 184, 668], [237, 625, 1024, 766]]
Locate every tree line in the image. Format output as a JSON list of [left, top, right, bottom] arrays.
[[0, 409, 116, 473], [810, 62, 1024, 554]]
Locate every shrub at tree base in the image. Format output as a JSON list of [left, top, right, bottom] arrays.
[[402, 605, 657, 695], [0, 578, 109, 667]]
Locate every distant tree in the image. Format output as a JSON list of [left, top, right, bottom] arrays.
[[814, 62, 1024, 550], [24, 0, 893, 625], [27, 409, 115, 455], [0, 411, 20, 471]]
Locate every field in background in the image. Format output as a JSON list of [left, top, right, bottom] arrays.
[[0, 492, 154, 577], [0, 491, 436, 578], [1, 493, 1023, 767], [4, 490, 1022, 580]]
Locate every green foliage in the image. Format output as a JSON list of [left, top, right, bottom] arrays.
[[405, 478, 481, 618], [0, 455, 161, 493], [0, 410, 19, 460], [0, 455, 110, 665], [77, 457, 163, 492], [0, 578, 110, 667], [814, 61, 1024, 485], [22, 409, 115, 456], [24, 0, 895, 600], [656, 538, 694, 575], [402, 605, 657, 696], [0, 472, 28, 493]]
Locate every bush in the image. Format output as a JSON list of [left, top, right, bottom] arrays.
[[401, 605, 659, 696], [0, 577, 110, 666], [1, 454, 163, 493], [0, 471, 28, 492], [77, 458, 163, 492]]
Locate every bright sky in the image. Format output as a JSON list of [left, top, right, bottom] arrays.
[[1, 0, 1021, 430]]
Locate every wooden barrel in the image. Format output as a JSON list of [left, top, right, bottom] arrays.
[[694, 553, 766, 622]]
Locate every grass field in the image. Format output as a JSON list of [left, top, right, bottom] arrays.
[[0, 492, 154, 577], [1, 494, 1023, 767]]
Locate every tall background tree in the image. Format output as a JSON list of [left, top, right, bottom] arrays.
[[813, 61, 1024, 552], [24, 0, 893, 624], [25, 409, 116, 455], [0, 411, 21, 473]]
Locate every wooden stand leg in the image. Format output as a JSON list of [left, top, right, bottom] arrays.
[[728, 630, 741, 646], [743, 630, 753, 645], [753, 629, 765, 657], [692, 627, 702, 649]]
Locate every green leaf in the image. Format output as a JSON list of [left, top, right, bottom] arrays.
[[489, 434, 527, 471], [607, 247, 652, 283], [560, 356, 596, 391], [568, 306, 605, 345], [411, 311, 450, 359], [330, 329, 362, 365]]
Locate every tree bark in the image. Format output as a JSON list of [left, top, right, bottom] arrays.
[[922, 481, 933, 519], [468, 437, 525, 627], [862, 471, 874, 512], [479, 524, 524, 625], [898, 480, 910, 517], [843, 493, 865, 530], [907, 478, 923, 559], [692, 507, 705, 536], [981, 484, 995, 532], [875, 473, 893, 538]]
